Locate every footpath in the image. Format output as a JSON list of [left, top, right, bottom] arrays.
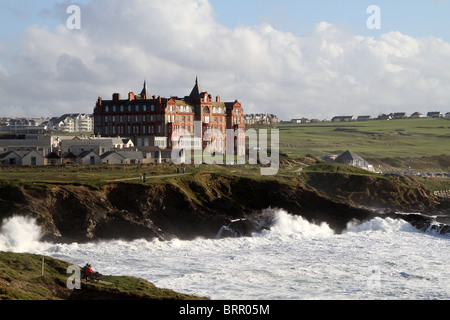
[[104, 172, 191, 183]]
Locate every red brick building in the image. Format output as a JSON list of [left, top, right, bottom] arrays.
[[93, 78, 245, 154]]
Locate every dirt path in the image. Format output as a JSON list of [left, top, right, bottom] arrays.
[[104, 172, 191, 183]]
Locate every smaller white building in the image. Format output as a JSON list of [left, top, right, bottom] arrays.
[[49, 114, 94, 133]]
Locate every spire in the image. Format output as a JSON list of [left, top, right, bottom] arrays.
[[189, 76, 203, 99], [140, 79, 150, 99]]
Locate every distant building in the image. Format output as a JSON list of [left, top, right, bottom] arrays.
[[445, 112, 450, 118], [0, 118, 48, 134], [427, 111, 442, 118], [357, 116, 372, 121], [0, 136, 52, 156], [334, 150, 374, 172], [331, 116, 355, 122], [290, 118, 310, 124], [393, 112, 407, 119], [410, 112, 424, 119], [93, 78, 246, 155], [59, 138, 114, 156], [376, 114, 392, 120], [244, 114, 278, 125], [49, 114, 94, 133]]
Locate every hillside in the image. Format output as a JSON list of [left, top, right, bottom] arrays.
[[0, 251, 207, 300], [273, 118, 450, 171]]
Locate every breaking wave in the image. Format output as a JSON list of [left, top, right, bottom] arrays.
[[0, 210, 448, 299], [0, 216, 43, 252]]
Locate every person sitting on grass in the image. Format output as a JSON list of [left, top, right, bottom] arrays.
[[85, 264, 94, 281]]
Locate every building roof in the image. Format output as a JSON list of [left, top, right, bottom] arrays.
[[60, 139, 114, 147], [0, 151, 20, 159], [100, 151, 126, 159], [61, 152, 78, 159], [0, 138, 51, 148], [335, 150, 366, 163], [140, 80, 150, 99], [45, 152, 60, 159], [189, 77, 203, 99], [78, 150, 100, 158]]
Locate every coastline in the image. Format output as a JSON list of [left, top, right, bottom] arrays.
[[1, 165, 449, 244]]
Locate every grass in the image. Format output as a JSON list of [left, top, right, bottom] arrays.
[[274, 118, 450, 161], [0, 251, 208, 300], [0, 117, 449, 190]]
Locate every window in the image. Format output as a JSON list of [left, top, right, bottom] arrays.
[[105, 106, 109, 112], [31, 157, 36, 166], [120, 105, 124, 112]]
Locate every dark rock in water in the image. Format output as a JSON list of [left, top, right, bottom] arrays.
[[216, 219, 269, 239], [384, 212, 450, 236]]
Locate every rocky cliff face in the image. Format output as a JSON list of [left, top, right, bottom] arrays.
[[0, 173, 448, 243], [303, 172, 441, 213]]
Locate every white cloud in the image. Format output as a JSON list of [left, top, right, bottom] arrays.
[[0, 0, 450, 120]]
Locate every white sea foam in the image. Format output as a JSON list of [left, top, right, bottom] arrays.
[[0, 216, 43, 253], [1, 210, 449, 300]]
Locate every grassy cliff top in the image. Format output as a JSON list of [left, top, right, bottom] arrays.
[[0, 251, 208, 300]]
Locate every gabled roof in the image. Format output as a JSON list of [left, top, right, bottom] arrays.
[[45, 152, 60, 159], [0, 151, 20, 159], [100, 151, 126, 159], [78, 150, 100, 158], [115, 151, 146, 159], [61, 152, 78, 159]]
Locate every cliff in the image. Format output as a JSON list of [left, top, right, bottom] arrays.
[[1, 169, 448, 243]]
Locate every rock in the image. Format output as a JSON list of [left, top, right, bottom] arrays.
[[0, 172, 448, 243]]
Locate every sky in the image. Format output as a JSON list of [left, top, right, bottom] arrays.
[[0, 0, 449, 121]]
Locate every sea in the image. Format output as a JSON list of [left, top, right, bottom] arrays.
[[1, 209, 449, 300]]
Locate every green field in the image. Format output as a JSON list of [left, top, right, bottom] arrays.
[[0, 117, 449, 186], [271, 118, 450, 171]]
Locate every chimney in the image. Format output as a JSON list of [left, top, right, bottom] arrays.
[[128, 92, 135, 101], [113, 93, 121, 101], [216, 96, 221, 102]]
